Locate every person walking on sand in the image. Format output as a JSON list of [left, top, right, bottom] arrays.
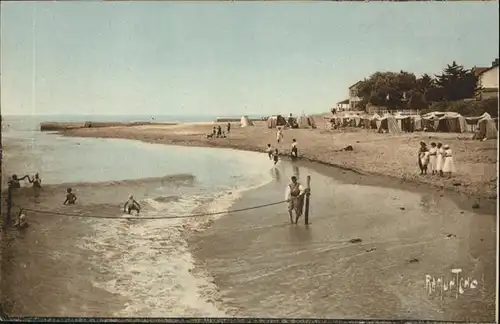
[[276, 127, 283, 143], [442, 144, 456, 178], [217, 125, 222, 138], [291, 138, 298, 160], [226, 122, 231, 134], [436, 142, 445, 177], [285, 176, 306, 224], [272, 148, 279, 166], [418, 142, 427, 175], [428, 142, 438, 175], [63, 188, 77, 205], [266, 144, 273, 160], [124, 194, 141, 215]]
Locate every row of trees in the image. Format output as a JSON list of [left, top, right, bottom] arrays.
[[355, 60, 497, 113]]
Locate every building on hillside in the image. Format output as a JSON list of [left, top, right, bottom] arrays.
[[348, 81, 363, 110], [336, 99, 350, 111], [473, 62, 499, 100]]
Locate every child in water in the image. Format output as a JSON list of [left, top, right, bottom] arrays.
[[63, 188, 77, 205], [124, 194, 141, 215], [272, 149, 279, 165], [266, 144, 273, 160]]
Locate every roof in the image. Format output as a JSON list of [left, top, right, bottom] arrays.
[[348, 80, 363, 89], [472, 67, 489, 76], [337, 99, 350, 105], [475, 64, 499, 77]]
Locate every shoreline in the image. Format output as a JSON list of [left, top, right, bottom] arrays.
[[58, 121, 498, 201]]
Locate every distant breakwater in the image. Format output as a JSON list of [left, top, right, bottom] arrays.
[[39, 121, 178, 131]]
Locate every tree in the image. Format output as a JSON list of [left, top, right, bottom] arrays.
[[357, 71, 418, 110], [434, 61, 479, 101]]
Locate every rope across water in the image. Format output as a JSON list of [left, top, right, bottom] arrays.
[[21, 199, 288, 220]]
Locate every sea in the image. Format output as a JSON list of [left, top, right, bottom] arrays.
[[0, 114, 497, 321], [1, 114, 271, 317]]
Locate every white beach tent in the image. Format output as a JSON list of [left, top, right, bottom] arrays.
[[240, 116, 254, 127]]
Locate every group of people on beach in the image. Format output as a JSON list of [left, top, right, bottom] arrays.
[[418, 141, 455, 177], [208, 123, 231, 139], [266, 127, 299, 166]]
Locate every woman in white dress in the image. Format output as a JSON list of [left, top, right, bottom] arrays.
[[428, 142, 438, 175], [441, 144, 456, 177], [436, 142, 445, 177]]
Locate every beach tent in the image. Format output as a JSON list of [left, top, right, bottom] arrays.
[[376, 114, 401, 134], [370, 113, 381, 129], [412, 115, 423, 131], [240, 116, 254, 127], [477, 117, 498, 139], [465, 112, 493, 133], [436, 114, 466, 133], [297, 115, 317, 129], [394, 115, 414, 132], [267, 115, 287, 129]]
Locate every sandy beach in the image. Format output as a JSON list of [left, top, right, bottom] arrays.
[[61, 119, 498, 200]]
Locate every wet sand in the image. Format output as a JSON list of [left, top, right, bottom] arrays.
[[61, 120, 498, 200], [189, 161, 497, 321]]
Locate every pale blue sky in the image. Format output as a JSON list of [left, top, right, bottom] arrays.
[[1, 2, 498, 116]]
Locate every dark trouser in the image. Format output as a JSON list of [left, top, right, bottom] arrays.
[[128, 206, 139, 214]]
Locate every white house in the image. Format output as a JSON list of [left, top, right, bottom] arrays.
[[473, 63, 499, 100], [335, 99, 350, 111], [348, 81, 363, 110]]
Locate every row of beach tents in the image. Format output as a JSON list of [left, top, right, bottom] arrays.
[[238, 115, 317, 129], [326, 111, 498, 139]]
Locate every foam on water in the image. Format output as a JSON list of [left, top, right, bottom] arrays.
[[77, 169, 273, 317]]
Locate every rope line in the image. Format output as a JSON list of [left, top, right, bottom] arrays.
[[21, 200, 288, 220]]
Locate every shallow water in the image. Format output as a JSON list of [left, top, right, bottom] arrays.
[[1, 122, 273, 317], [191, 162, 497, 321]]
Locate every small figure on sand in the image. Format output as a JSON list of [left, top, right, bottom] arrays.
[[14, 209, 29, 229], [124, 194, 141, 215], [285, 176, 306, 224], [418, 142, 428, 175], [436, 142, 445, 177], [217, 125, 222, 138], [276, 127, 283, 143], [63, 188, 77, 205], [266, 144, 273, 160], [272, 148, 279, 166], [226, 122, 231, 134], [428, 142, 438, 175], [419, 143, 430, 175], [441, 144, 456, 178], [291, 138, 298, 160]]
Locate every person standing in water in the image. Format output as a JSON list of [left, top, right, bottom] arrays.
[[285, 176, 306, 224], [291, 138, 298, 160], [124, 194, 141, 215], [63, 188, 77, 205], [272, 148, 279, 166], [266, 144, 273, 160]]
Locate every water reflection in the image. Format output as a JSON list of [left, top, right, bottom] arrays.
[[292, 165, 300, 178], [271, 168, 281, 182]]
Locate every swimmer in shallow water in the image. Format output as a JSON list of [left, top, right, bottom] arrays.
[[63, 188, 77, 205], [14, 209, 29, 229], [124, 194, 141, 215]]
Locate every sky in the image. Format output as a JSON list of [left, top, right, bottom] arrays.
[[1, 2, 498, 116]]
